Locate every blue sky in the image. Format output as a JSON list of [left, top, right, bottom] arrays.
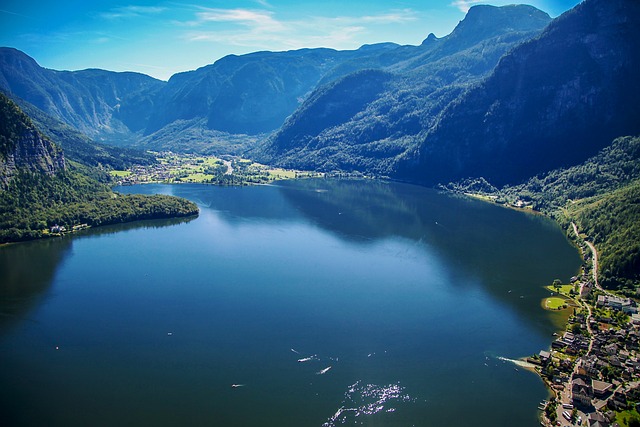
[[1, 0, 581, 81]]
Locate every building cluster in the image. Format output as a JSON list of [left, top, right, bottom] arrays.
[[597, 295, 638, 315], [534, 291, 640, 427]]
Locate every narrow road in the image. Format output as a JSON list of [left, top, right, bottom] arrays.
[[584, 240, 601, 291], [570, 223, 597, 359], [571, 222, 601, 291]]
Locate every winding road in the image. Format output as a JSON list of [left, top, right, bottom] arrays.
[[570, 222, 597, 359]]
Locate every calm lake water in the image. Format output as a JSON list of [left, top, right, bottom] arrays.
[[0, 179, 581, 426]]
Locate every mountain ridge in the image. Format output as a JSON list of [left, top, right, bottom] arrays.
[[256, 4, 553, 175], [397, 0, 640, 186], [0, 4, 553, 154], [0, 47, 164, 144]]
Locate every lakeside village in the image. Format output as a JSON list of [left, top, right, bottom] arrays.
[[533, 228, 640, 427], [109, 152, 325, 186]]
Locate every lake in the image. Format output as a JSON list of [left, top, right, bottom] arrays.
[[0, 179, 581, 426]]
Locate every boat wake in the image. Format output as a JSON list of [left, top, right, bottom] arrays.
[[496, 356, 536, 370], [316, 366, 332, 375]]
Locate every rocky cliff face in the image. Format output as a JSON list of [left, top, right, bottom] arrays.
[[0, 93, 65, 187]]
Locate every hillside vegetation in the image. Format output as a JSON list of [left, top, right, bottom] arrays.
[[566, 181, 640, 292], [447, 135, 640, 293], [0, 93, 198, 243]]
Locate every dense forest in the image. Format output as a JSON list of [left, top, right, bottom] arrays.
[[0, 93, 198, 243], [0, 166, 198, 243], [568, 181, 640, 292]]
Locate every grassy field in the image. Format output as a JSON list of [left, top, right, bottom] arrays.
[[111, 153, 322, 185], [544, 297, 568, 310], [616, 409, 640, 427], [545, 284, 575, 296], [267, 168, 298, 179]]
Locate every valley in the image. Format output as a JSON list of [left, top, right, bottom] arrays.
[[1, 0, 639, 425], [110, 152, 322, 186]]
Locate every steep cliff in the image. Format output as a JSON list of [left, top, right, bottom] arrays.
[[0, 92, 64, 187]]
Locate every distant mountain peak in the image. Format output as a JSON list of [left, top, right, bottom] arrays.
[[421, 33, 439, 46], [449, 4, 551, 43]]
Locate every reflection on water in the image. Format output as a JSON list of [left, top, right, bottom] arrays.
[[0, 238, 72, 331], [274, 179, 580, 331], [0, 216, 195, 331], [1, 180, 581, 427]]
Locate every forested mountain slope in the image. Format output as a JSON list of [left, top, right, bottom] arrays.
[[510, 136, 640, 292], [447, 135, 640, 292], [399, 0, 640, 186], [0, 93, 198, 243], [0, 92, 64, 187], [11, 96, 157, 171], [255, 4, 552, 173]]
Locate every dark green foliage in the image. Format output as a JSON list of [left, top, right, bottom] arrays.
[[0, 166, 198, 243], [0, 93, 198, 244], [569, 182, 640, 290], [273, 69, 393, 152], [503, 136, 640, 213]]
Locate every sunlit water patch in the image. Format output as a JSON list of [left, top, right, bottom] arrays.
[[323, 381, 414, 426]]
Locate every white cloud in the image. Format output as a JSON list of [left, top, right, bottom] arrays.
[[193, 8, 285, 32], [182, 7, 418, 50], [254, 0, 273, 8], [450, 0, 486, 13], [101, 5, 167, 20]]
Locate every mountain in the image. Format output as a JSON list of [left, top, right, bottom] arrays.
[[0, 92, 64, 187], [398, 0, 640, 186], [256, 4, 552, 174], [0, 4, 553, 154], [462, 135, 640, 292], [11, 96, 157, 170], [0, 47, 164, 144], [0, 93, 198, 243], [145, 48, 348, 136]]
